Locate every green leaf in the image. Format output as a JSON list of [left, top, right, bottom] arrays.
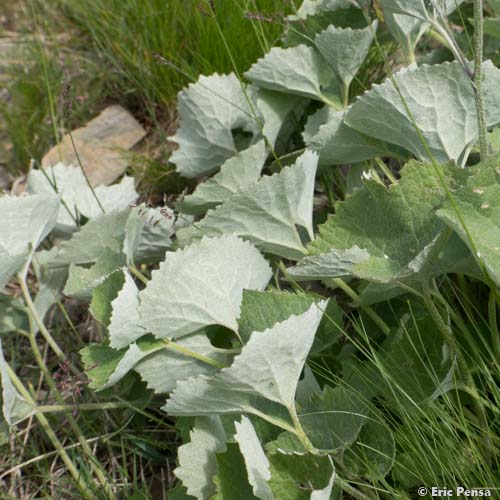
[[234, 416, 273, 500], [488, 0, 500, 14], [296, 367, 321, 408], [379, 0, 429, 57], [378, 0, 429, 21], [0, 294, 28, 335], [238, 290, 342, 353], [437, 154, 500, 286], [176, 150, 318, 260], [289, 160, 469, 296], [82, 333, 230, 392], [380, 0, 464, 21], [133, 334, 233, 394], [285, 1, 366, 48], [55, 206, 174, 298], [304, 107, 392, 165], [56, 206, 174, 268], [0, 194, 60, 289], [167, 483, 193, 500], [32, 248, 68, 329], [294, 0, 353, 19], [89, 270, 126, 326], [0, 339, 35, 427], [64, 248, 125, 300], [175, 416, 227, 500], [177, 141, 267, 216], [254, 90, 304, 149], [165, 303, 325, 418], [27, 163, 138, 233], [342, 308, 456, 407], [139, 236, 272, 340], [299, 385, 369, 452], [212, 443, 257, 500], [56, 209, 130, 267], [80, 344, 125, 390], [245, 45, 333, 102], [238, 291, 316, 343], [169, 73, 261, 178], [345, 61, 500, 163], [108, 271, 145, 348], [314, 21, 377, 97], [340, 421, 395, 480], [123, 205, 175, 264], [0, 251, 28, 292], [385, 312, 456, 404], [267, 452, 335, 500]]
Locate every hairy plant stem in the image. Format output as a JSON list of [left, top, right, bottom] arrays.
[[6, 366, 92, 499], [472, 0, 490, 160], [371, 21, 495, 291]]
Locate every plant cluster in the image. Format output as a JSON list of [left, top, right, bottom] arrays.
[[1, 0, 499, 498]]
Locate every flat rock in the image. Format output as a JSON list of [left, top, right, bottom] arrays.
[[42, 105, 146, 186]]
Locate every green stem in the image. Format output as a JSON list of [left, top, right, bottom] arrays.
[[162, 339, 227, 369], [17, 273, 64, 360], [333, 278, 391, 336], [472, 0, 490, 160], [335, 478, 376, 500], [6, 366, 92, 498], [320, 93, 342, 111], [373, 157, 397, 184], [407, 48, 416, 65], [37, 402, 134, 413], [288, 405, 317, 454], [129, 264, 149, 285], [342, 83, 350, 110], [428, 27, 452, 51], [250, 409, 298, 436]]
